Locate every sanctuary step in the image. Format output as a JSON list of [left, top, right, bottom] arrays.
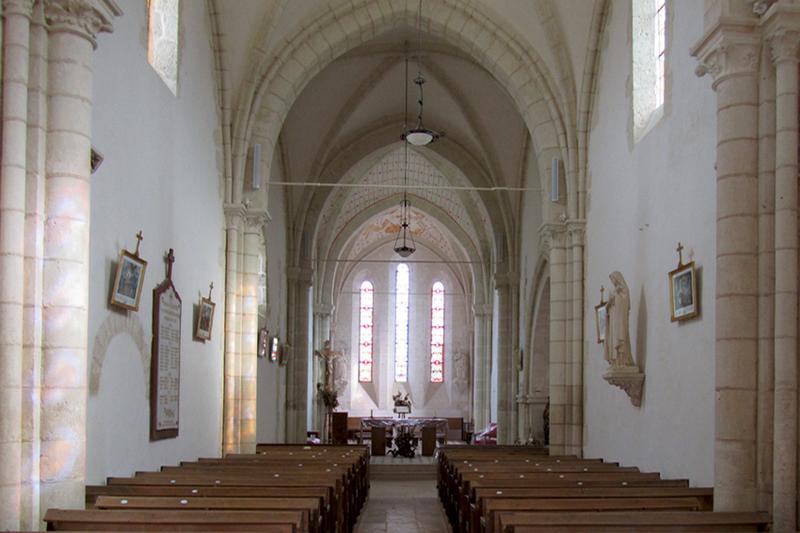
[[369, 462, 436, 480]]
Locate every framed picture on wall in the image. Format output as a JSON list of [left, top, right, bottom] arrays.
[[257, 327, 269, 358], [594, 302, 607, 344], [269, 336, 280, 362], [110, 250, 147, 311], [195, 297, 215, 341], [669, 261, 699, 321]]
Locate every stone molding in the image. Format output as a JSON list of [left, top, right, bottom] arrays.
[[472, 303, 493, 318], [3, 0, 34, 17], [567, 219, 586, 243], [44, 0, 121, 48], [223, 202, 246, 229], [494, 270, 519, 290], [691, 18, 760, 90], [768, 29, 800, 63], [603, 366, 645, 407]]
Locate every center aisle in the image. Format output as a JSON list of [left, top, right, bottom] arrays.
[[354, 478, 451, 533]]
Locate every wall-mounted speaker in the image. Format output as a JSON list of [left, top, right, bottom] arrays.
[[550, 157, 560, 203], [251, 143, 262, 190]]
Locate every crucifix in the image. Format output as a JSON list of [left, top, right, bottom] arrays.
[[208, 282, 214, 299], [166, 248, 175, 280], [599, 285, 605, 305], [676, 242, 684, 267], [314, 340, 343, 390], [134, 230, 143, 256]]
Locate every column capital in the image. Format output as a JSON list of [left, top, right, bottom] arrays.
[[287, 266, 313, 287], [313, 303, 334, 317], [763, 5, 800, 64], [245, 207, 270, 233], [3, 0, 34, 18], [538, 222, 567, 255], [691, 18, 760, 90], [223, 202, 246, 229], [567, 219, 586, 243], [472, 303, 492, 317], [44, 0, 121, 49], [494, 271, 519, 290]]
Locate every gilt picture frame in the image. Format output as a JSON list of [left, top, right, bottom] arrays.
[[110, 250, 147, 311], [669, 261, 698, 322]]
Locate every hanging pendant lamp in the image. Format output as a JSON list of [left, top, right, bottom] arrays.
[[402, 0, 441, 147], [394, 53, 416, 258]]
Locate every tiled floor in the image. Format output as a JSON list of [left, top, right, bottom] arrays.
[[354, 479, 451, 533]]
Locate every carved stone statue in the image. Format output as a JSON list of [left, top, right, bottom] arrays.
[[604, 271, 635, 368], [600, 271, 644, 407]]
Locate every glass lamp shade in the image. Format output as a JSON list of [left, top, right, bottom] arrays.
[[405, 129, 434, 146], [394, 245, 415, 258]]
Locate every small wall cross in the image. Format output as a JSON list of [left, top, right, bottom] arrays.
[[676, 242, 684, 266], [599, 285, 605, 304], [166, 248, 175, 280], [134, 230, 143, 256], [208, 282, 214, 299]]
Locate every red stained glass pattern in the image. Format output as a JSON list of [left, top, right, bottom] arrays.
[[358, 281, 373, 382], [430, 281, 444, 383]]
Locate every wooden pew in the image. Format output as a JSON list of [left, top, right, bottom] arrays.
[[497, 510, 771, 532], [94, 495, 322, 533], [43, 508, 305, 532]]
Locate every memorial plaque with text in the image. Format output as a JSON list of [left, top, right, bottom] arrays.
[[150, 249, 181, 440]]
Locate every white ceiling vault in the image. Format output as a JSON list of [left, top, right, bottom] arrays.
[[211, 0, 598, 304]]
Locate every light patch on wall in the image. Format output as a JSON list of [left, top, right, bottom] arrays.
[[147, 0, 180, 96]]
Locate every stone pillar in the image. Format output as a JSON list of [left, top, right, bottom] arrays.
[[765, 13, 800, 530], [755, 40, 776, 514], [20, 2, 46, 528], [692, 21, 760, 512], [567, 222, 585, 455], [541, 224, 567, 455], [40, 0, 120, 512], [472, 303, 492, 431], [286, 265, 312, 443], [240, 208, 268, 454], [494, 271, 515, 444], [0, 1, 33, 527], [223, 203, 245, 453]]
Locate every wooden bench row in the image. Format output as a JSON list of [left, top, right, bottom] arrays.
[[43, 444, 370, 533], [436, 445, 770, 533]]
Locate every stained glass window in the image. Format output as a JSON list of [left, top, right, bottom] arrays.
[[358, 281, 374, 383], [430, 282, 445, 383], [394, 264, 410, 382]]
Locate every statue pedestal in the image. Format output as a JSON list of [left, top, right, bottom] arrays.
[[602, 366, 645, 407]]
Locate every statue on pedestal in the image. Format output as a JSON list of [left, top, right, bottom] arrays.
[[600, 271, 645, 406]]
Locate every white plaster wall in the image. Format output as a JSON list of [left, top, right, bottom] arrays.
[[332, 244, 470, 419], [256, 153, 289, 443], [583, 0, 715, 485], [88, 0, 225, 482]]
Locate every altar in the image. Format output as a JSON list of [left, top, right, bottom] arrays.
[[360, 417, 449, 457]]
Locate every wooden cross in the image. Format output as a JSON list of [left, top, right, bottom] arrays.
[[134, 230, 143, 256], [599, 285, 605, 304], [676, 242, 684, 267], [166, 248, 175, 280], [208, 282, 214, 300]]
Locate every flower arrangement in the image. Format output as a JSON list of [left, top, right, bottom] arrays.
[[317, 383, 339, 410]]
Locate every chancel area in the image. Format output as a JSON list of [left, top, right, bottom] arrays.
[[0, 0, 799, 531]]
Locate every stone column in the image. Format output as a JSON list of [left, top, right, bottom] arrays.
[[472, 303, 492, 431], [692, 22, 760, 512], [765, 12, 800, 530], [0, 0, 33, 527], [286, 265, 312, 443], [494, 271, 515, 444], [20, 2, 46, 528], [567, 221, 585, 455], [40, 0, 119, 512], [541, 224, 567, 455], [223, 203, 245, 453], [240, 208, 268, 454], [755, 41, 775, 514]]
